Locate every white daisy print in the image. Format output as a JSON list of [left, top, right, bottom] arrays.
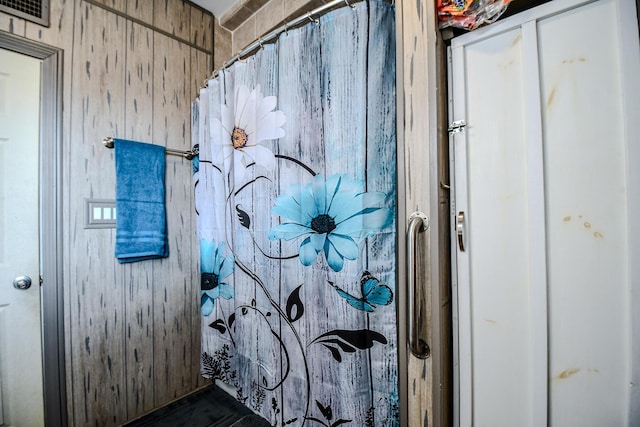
[[213, 84, 286, 184]]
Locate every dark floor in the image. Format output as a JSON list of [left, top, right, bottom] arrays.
[[123, 384, 270, 427]]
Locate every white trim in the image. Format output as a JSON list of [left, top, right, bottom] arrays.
[[451, 0, 600, 49], [617, 0, 640, 424], [450, 42, 472, 427], [521, 20, 549, 427]]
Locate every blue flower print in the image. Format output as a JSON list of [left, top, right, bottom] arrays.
[[200, 239, 234, 316], [192, 154, 199, 174], [268, 174, 394, 272]]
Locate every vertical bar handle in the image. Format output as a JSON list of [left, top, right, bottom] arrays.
[[407, 211, 430, 359], [457, 211, 465, 252]]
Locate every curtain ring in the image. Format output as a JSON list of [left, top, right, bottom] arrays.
[[284, 21, 289, 36], [307, 11, 319, 24], [258, 37, 264, 49], [344, 0, 355, 9]]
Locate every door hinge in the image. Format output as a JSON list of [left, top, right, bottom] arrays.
[[40, 275, 44, 286], [448, 120, 467, 134]]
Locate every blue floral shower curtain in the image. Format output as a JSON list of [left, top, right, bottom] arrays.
[[192, 2, 397, 425]]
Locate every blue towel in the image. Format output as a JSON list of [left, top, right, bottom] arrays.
[[114, 138, 169, 263]]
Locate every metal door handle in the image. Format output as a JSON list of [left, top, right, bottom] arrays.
[[457, 211, 465, 252], [13, 275, 32, 290], [407, 212, 430, 359]]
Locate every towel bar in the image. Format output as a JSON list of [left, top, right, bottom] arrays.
[[103, 137, 199, 160]]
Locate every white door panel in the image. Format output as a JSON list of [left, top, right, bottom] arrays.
[[538, 2, 630, 424], [450, 0, 640, 425], [463, 27, 533, 427], [0, 48, 44, 426]]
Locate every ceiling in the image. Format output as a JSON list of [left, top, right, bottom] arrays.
[[191, 0, 239, 17]]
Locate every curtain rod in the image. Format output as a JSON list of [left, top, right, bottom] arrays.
[[103, 137, 199, 160], [206, 0, 392, 83]]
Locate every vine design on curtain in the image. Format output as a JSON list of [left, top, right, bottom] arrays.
[[192, 2, 397, 426]]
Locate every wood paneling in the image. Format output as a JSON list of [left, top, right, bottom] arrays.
[[191, 7, 213, 51], [153, 0, 190, 40], [92, 0, 125, 13], [126, 0, 154, 26], [0, 14, 26, 36], [2, 0, 213, 424], [68, 2, 127, 425], [398, 0, 435, 421], [397, 0, 450, 426], [151, 32, 195, 406], [191, 49, 211, 100], [123, 20, 156, 418], [189, 49, 208, 389]]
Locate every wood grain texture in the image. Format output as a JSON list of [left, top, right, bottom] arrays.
[[126, 0, 154, 26], [190, 47, 210, 389], [96, 0, 128, 13], [191, 7, 213, 51], [92, 0, 125, 13], [25, 0, 73, 44], [152, 32, 195, 407], [153, 0, 189, 40], [68, 2, 127, 425], [4, 0, 212, 424], [398, 0, 442, 426], [190, 48, 211, 101], [0, 13, 26, 36], [123, 20, 156, 419]]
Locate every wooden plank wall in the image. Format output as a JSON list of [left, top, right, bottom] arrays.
[[397, 1, 451, 425], [0, 0, 213, 425], [397, 0, 433, 425]]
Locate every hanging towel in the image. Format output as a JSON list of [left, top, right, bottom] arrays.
[[114, 138, 169, 263]]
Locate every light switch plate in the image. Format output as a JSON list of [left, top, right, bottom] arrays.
[[85, 199, 117, 229]]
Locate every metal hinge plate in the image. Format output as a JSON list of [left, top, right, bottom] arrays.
[[448, 120, 467, 134]]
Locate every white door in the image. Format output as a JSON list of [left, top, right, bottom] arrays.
[[0, 49, 44, 426], [450, 0, 640, 425]]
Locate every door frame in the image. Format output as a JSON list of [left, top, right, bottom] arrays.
[[0, 32, 67, 427]]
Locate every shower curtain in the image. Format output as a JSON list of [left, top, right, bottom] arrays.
[[192, 2, 397, 425]]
